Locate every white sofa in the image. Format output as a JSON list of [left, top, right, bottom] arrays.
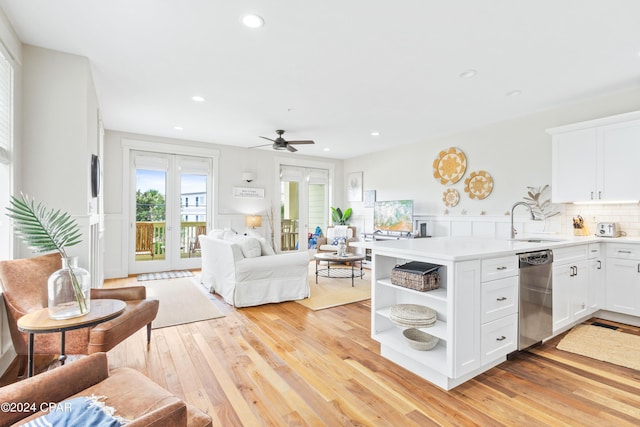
[[199, 233, 310, 307]]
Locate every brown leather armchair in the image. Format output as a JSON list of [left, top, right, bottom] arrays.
[[0, 253, 160, 377], [0, 352, 212, 426]]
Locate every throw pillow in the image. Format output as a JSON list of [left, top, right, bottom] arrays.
[[208, 229, 225, 239], [257, 237, 276, 256], [331, 237, 341, 246], [230, 236, 262, 258]]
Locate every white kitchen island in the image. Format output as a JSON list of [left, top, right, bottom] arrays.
[[351, 236, 603, 390]]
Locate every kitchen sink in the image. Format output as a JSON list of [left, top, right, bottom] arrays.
[[513, 238, 564, 243]]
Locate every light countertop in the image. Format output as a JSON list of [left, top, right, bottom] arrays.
[[350, 235, 640, 262]]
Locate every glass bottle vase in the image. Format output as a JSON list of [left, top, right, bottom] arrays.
[[47, 256, 91, 320]]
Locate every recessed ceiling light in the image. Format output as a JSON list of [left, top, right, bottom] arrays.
[[458, 69, 477, 79], [370, 131, 380, 136], [173, 126, 184, 130], [323, 148, 330, 152], [242, 14, 264, 28], [506, 90, 522, 97], [191, 95, 205, 102]]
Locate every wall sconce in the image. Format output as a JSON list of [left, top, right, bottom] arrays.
[[242, 172, 255, 182], [246, 215, 262, 229]]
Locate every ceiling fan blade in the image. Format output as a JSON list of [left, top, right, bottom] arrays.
[[259, 136, 276, 142], [287, 140, 315, 145], [286, 144, 298, 152], [248, 143, 273, 149]]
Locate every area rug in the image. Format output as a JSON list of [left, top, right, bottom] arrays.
[[296, 267, 370, 310], [556, 323, 640, 370], [137, 270, 194, 281], [143, 277, 224, 328]]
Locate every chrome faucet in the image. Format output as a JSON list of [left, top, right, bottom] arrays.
[[510, 202, 535, 239]]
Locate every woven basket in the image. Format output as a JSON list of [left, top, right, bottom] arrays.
[[402, 328, 439, 351], [390, 262, 441, 292]]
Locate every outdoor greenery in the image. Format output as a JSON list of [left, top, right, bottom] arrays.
[[136, 189, 166, 222]]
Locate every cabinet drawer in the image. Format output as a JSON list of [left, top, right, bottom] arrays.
[[481, 313, 517, 365], [606, 243, 640, 259], [481, 256, 518, 282], [587, 243, 601, 258], [481, 276, 518, 324], [553, 245, 588, 265]]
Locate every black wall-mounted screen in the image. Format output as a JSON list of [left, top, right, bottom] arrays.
[[91, 154, 100, 198]]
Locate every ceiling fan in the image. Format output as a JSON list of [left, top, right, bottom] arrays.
[[250, 129, 315, 152]]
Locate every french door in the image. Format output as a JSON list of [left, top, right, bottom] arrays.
[[129, 151, 212, 274], [280, 166, 329, 253]]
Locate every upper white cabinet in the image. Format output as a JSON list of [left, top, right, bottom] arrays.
[[548, 111, 640, 203]]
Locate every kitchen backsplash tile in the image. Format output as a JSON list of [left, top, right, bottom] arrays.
[[564, 203, 640, 237]]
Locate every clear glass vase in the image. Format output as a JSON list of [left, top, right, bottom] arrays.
[[47, 256, 91, 320], [337, 239, 347, 257]]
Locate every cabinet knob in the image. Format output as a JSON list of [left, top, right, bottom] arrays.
[[496, 336, 506, 341], [496, 297, 507, 301]]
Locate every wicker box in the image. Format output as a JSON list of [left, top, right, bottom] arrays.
[[390, 261, 441, 292]]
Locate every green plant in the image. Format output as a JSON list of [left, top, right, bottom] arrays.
[[331, 207, 352, 225], [6, 193, 87, 310]]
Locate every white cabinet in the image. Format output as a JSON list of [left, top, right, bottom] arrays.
[[587, 243, 605, 312], [605, 244, 640, 316], [371, 252, 482, 390], [548, 112, 640, 203], [479, 256, 518, 365], [552, 246, 589, 333]]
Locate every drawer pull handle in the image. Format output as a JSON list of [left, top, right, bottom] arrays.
[[618, 250, 632, 254], [496, 266, 508, 270], [496, 297, 507, 301], [496, 336, 506, 341], [597, 260, 601, 270]]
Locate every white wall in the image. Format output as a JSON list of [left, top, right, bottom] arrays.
[[20, 45, 101, 269], [102, 130, 343, 278], [344, 88, 640, 236]]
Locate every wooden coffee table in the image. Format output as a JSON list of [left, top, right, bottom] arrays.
[[314, 252, 365, 287], [17, 299, 126, 377]]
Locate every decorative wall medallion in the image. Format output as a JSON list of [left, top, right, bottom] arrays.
[[433, 147, 467, 184], [442, 188, 460, 207], [464, 170, 494, 200]]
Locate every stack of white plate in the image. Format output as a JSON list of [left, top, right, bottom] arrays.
[[389, 304, 436, 328]]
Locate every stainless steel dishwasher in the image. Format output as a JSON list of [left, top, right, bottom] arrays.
[[518, 250, 553, 350]]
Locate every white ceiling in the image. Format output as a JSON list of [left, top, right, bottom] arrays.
[[1, 0, 639, 159]]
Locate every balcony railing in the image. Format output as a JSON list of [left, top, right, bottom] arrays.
[[135, 221, 206, 261]]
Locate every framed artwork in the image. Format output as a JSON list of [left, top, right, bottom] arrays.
[[363, 190, 376, 208], [347, 172, 363, 202]]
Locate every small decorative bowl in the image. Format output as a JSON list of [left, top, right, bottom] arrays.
[[402, 328, 439, 351]]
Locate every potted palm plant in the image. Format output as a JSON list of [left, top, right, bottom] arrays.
[[6, 193, 90, 319], [331, 207, 352, 225]]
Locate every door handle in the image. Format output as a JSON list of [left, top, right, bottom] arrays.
[[597, 260, 601, 270], [496, 297, 507, 301], [496, 336, 506, 341], [496, 266, 507, 271]]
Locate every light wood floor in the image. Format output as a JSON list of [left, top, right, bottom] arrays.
[[6, 271, 640, 426]]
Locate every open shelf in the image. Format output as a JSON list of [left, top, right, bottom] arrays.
[[376, 307, 448, 340], [377, 278, 448, 302], [374, 329, 447, 373]]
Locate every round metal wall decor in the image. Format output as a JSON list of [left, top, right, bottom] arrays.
[[432, 147, 467, 185]]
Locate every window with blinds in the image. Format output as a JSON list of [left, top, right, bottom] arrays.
[[0, 49, 13, 261]]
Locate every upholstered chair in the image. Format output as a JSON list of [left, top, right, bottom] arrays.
[[0, 253, 159, 377], [316, 226, 358, 253], [0, 352, 212, 426]]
